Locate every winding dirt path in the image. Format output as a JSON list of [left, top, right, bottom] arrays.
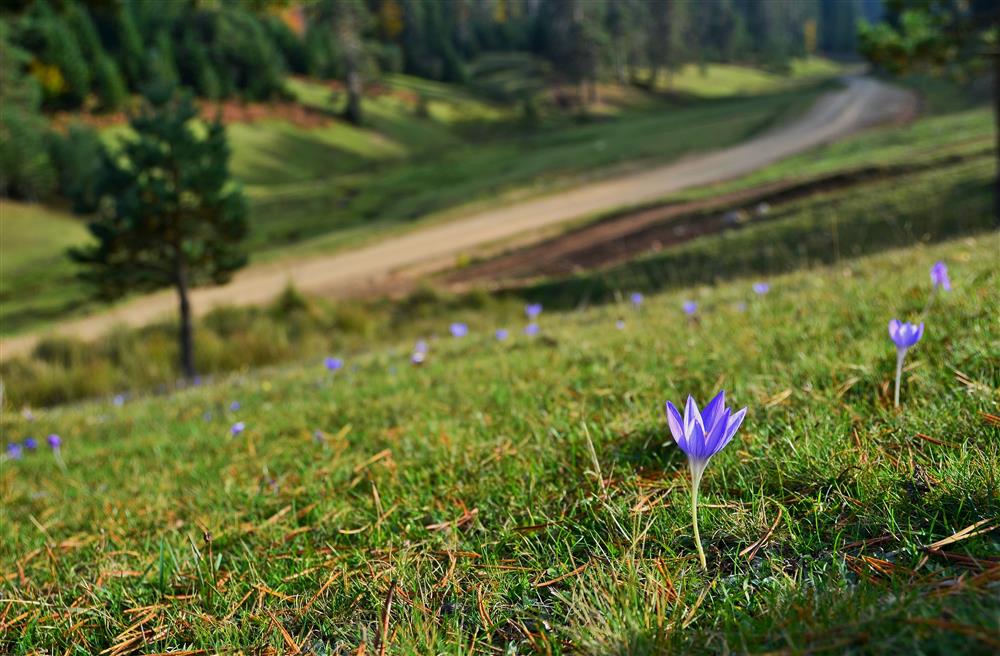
[[2, 76, 915, 359]]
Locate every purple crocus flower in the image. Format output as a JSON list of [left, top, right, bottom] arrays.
[[930, 261, 951, 292], [6, 443, 23, 460], [664, 390, 747, 570], [113, 394, 126, 407], [325, 357, 344, 371], [524, 322, 540, 336], [411, 351, 426, 365], [888, 319, 924, 407], [46, 434, 61, 450], [683, 301, 698, 316], [23, 437, 38, 451], [525, 303, 543, 319], [630, 292, 644, 307], [616, 319, 626, 330], [414, 340, 428, 354], [753, 282, 770, 295], [231, 421, 246, 436], [450, 322, 468, 338], [495, 328, 509, 341], [229, 401, 241, 412]]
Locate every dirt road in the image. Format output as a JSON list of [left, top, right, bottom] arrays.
[[3, 76, 914, 358]]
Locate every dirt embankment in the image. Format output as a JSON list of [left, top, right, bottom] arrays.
[[444, 148, 993, 288]]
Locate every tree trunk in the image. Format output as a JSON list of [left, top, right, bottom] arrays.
[[344, 67, 363, 125], [176, 263, 195, 379]]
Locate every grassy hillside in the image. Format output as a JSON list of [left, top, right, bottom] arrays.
[[2, 233, 997, 652], [0, 68, 835, 337]]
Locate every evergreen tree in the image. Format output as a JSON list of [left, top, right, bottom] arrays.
[[860, 0, 1000, 222], [70, 91, 248, 378]]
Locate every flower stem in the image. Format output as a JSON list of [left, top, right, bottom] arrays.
[[690, 463, 707, 571], [893, 349, 906, 408]]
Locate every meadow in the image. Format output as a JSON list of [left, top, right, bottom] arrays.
[[2, 98, 995, 409], [1, 66, 836, 337], [1, 232, 997, 653]]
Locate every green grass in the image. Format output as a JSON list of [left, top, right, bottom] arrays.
[[2, 233, 997, 653], [0, 200, 95, 334], [1, 73, 834, 336], [661, 56, 845, 97]]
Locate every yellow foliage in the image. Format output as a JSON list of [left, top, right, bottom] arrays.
[[29, 59, 66, 96]]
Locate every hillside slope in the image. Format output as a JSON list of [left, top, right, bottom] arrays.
[[2, 234, 997, 652], [2, 76, 914, 357]]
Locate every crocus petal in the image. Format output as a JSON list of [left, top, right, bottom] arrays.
[[665, 401, 685, 446], [684, 395, 704, 435], [705, 408, 732, 456], [701, 390, 726, 432], [888, 319, 900, 341]]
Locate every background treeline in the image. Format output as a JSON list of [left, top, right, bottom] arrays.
[[0, 0, 873, 203]]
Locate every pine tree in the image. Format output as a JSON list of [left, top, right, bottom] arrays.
[[70, 91, 249, 378]]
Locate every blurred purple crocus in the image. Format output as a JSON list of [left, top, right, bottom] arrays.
[[231, 421, 246, 436], [524, 322, 539, 336], [665, 390, 747, 570], [414, 340, 428, 354], [325, 357, 344, 371], [753, 282, 770, 295], [683, 301, 698, 316], [495, 328, 509, 341], [6, 443, 23, 460], [411, 351, 426, 365], [630, 292, 644, 307], [450, 322, 469, 338], [229, 401, 241, 412], [23, 437, 38, 451], [113, 394, 126, 407], [888, 319, 924, 407], [616, 319, 626, 330], [525, 303, 543, 319], [930, 261, 951, 292], [47, 434, 61, 450]]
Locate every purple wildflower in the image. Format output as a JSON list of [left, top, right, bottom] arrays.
[[231, 421, 246, 436], [930, 261, 951, 292], [414, 340, 428, 354], [23, 437, 38, 451], [664, 391, 747, 570], [752, 282, 770, 295], [495, 328, 509, 341], [6, 443, 23, 460], [888, 319, 925, 407], [113, 394, 125, 407], [630, 292, 644, 307], [524, 322, 540, 336], [411, 351, 426, 365], [525, 303, 543, 319], [229, 401, 241, 412], [616, 319, 626, 330], [46, 434, 61, 450], [325, 357, 344, 371], [450, 322, 469, 338], [683, 301, 698, 316]]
